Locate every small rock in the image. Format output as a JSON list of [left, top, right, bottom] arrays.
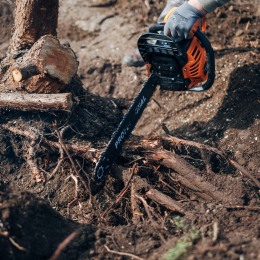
[[229, 5, 234, 11], [89, 250, 95, 255], [30, 180, 36, 187], [216, 11, 226, 18], [235, 29, 244, 37], [214, 7, 220, 14]]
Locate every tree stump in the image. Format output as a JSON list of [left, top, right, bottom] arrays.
[[7, 35, 78, 93], [0, 0, 79, 96]]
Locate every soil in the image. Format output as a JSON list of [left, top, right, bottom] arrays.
[[0, 0, 260, 260]]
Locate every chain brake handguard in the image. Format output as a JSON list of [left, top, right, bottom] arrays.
[[137, 23, 215, 92]]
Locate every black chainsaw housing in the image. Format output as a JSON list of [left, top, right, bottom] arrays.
[[137, 32, 192, 91]]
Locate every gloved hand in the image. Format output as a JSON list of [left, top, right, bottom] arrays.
[[164, 1, 204, 40]]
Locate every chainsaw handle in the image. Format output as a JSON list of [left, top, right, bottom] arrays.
[[149, 23, 164, 33], [190, 30, 215, 92]]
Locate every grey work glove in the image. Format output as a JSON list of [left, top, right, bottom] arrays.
[[164, 1, 204, 39]]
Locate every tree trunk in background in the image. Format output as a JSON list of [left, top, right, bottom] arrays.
[[11, 0, 59, 55]]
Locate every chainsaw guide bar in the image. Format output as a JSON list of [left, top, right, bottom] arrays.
[[94, 73, 158, 183]]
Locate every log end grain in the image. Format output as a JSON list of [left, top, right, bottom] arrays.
[[11, 68, 23, 82], [39, 36, 78, 85]]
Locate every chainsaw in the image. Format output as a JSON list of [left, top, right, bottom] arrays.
[[94, 17, 215, 183]]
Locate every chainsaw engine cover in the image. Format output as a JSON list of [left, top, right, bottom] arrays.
[[137, 33, 207, 91]]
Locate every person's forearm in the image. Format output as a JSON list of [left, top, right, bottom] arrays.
[[188, 0, 207, 15], [196, 0, 231, 13]]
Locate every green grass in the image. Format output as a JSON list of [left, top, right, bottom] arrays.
[[163, 216, 201, 260]]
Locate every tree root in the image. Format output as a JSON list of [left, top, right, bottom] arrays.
[[146, 189, 184, 214], [26, 131, 43, 183], [161, 134, 260, 189], [2, 122, 256, 230], [143, 149, 232, 202]]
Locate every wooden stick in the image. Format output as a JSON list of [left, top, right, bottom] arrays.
[[135, 194, 166, 243], [27, 134, 43, 183], [131, 182, 142, 224], [146, 189, 185, 214], [48, 229, 80, 260], [102, 167, 135, 217], [0, 93, 73, 112], [104, 245, 144, 260], [11, 62, 38, 82]]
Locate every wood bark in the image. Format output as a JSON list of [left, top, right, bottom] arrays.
[[0, 93, 73, 112], [143, 149, 232, 203], [11, 35, 78, 85], [11, 0, 59, 53], [131, 183, 142, 224], [146, 189, 185, 214]]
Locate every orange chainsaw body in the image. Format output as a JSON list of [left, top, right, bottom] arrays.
[[145, 7, 208, 89]]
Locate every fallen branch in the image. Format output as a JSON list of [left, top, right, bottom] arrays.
[[0, 93, 73, 112], [104, 245, 144, 260]]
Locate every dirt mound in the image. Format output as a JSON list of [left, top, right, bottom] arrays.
[[0, 181, 77, 260]]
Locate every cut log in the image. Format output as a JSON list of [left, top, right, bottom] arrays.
[[0, 93, 73, 112], [10, 35, 78, 88], [11, 62, 38, 82]]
